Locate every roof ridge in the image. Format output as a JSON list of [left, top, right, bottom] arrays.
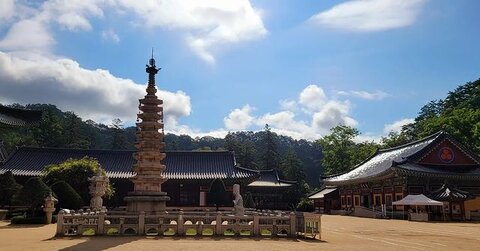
[[378, 131, 444, 153]]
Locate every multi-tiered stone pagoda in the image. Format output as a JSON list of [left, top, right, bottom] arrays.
[[124, 56, 170, 213]]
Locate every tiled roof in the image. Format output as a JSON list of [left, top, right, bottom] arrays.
[[428, 184, 475, 202], [0, 147, 258, 180], [323, 132, 441, 184], [247, 169, 295, 187], [0, 105, 42, 127], [308, 187, 337, 199]]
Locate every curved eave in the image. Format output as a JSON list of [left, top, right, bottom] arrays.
[[393, 166, 480, 180], [323, 168, 396, 186]]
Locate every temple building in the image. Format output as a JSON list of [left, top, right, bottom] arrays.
[[311, 131, 480, 220], [0, 146, 296, 209]]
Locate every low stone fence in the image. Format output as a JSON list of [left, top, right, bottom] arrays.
[[56, 210, 321, 238]]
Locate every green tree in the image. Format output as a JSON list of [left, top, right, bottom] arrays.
[[43, 157, 113, 203], [316, 125, 378, 175], [51, 181, 84, 209], [63, 111, 90, 148], [259, 124, 280, 170], [110, 118, 127, 149], [13, 177, 53, 215], [30, 107, 64, 147], [0, 171, 22, 207]]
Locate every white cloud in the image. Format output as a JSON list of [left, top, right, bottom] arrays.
[[0, 19, 55, 53], [115, 0, 267, 64], [101, 29, 120, 43], [224, 104, 255, 130], [299, 84, 328, 112], [312, 100, 358, 133], [309, 0, 427, 32], [337, 90, 390, 100], [0, 52, 191, 125], [0, 0, 15, 22], [384, 118, 414, 133], [279, 99, 297, 111]]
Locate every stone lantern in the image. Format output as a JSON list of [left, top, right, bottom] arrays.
[[43, 193, 58, 224], [88, 167, 109, 211]]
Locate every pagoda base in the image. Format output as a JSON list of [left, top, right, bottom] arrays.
[[124, 192, 170, 214]]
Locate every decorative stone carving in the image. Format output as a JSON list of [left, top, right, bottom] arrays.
[[124, 55, 170, 213], [88, 167, 109, 211], [233, 184, 245, 216], [43, 193, 58, 224]]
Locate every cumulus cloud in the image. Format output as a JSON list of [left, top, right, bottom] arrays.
[[115, 0, 267, 64], [384, 118, 414, 133], [337, 90, 389, 100], [0, 19, 55, 53], [224, 104, 255, 130], [0, 52, 191, 124], [299, 84, 328, 112], [309, 0, 427, 32]]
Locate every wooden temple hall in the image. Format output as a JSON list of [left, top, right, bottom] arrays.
[[0, 147, 295, 209], [310, 132, 480, 221]]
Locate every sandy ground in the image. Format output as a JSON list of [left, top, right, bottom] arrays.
[[1, 215, 479, 251]]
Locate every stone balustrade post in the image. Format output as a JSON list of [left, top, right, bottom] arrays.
[[177, 210, 184, 235], [253, 214, 259, 236], [98, 212, 105, 235], [289, 212, 297, 238], [56, 211, 64, 236], [215, 211, 222, 235], [139, 211, 145, 235]]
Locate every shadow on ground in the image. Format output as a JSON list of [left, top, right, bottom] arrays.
[[46, 235, 326, 251], [48, 236, 138, 251]]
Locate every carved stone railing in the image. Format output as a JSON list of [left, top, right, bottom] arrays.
[[56, 210, 321, 239]]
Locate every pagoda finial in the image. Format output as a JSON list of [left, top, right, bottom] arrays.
[[146, 49, 160, 88]]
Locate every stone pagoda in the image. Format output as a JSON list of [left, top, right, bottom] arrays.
[[124, 56, 170, 213]]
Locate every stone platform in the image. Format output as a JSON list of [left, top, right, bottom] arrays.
[[124, 191, 170, 213]]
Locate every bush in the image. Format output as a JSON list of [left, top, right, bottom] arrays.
[[13, 177, 53, 214], [51, 181, 84, 209], [10, 215, 57, 224], [43, 157, 113, 203], [296, 198, 314, 212], [0, 171, 22, 207]]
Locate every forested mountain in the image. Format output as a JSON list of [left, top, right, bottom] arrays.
[[1, 77, 479, 190], [0, 105, 323, 187], [383, 78, 480, 153]]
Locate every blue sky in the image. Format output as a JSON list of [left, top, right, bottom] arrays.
[[0, 0, 479, 141]]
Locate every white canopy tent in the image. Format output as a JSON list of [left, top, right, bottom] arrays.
[[392, 194, 443, 206], [392, 194, 444, 221]]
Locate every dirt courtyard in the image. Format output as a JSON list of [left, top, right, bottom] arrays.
[[1, 215, 479, 251]]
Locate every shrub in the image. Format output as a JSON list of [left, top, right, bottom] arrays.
[[296, 198, 314, 212], [43, 157, 113, 203], [10, 215, 57, 224], [243, 192, 255, 209], [51, 181, 84, 209], [0, 171, 22, 207], [13, 177, 53, 214]]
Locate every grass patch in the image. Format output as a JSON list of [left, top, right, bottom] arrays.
[[106, 228, 119, 235], [163, 228, 175, 236], [202, 228, 214, 236], [185, 228, 197, 236], [260, 229, 272, 236], [82, 228, 96, 236], [223, 229, 235, 236], [240, 230, 251, 236]]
